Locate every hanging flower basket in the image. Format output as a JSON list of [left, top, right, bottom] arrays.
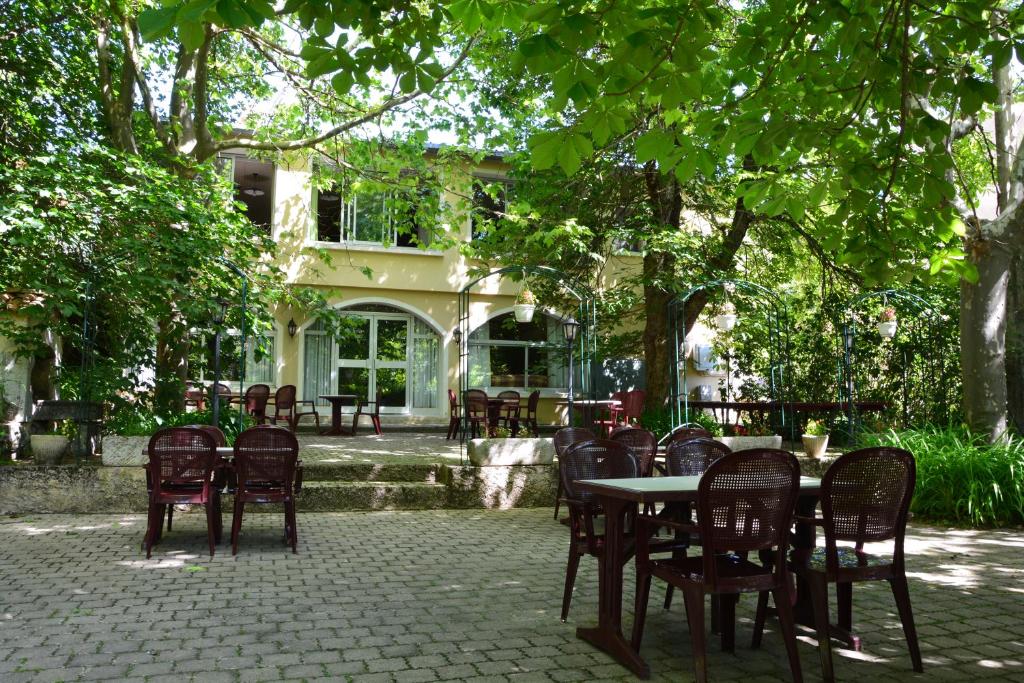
[[514, 287, 536, 323], [715, 301, 737, 332], [877, 307, 897, 339]]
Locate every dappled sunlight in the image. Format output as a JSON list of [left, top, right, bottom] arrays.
[[295, 432, 463, 464]]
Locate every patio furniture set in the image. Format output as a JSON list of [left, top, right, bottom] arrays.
[[446, 388, 542, 439], [142, 424, 303, 557], [554, 425, 921, 683]]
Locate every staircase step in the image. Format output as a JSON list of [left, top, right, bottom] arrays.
[[301, 463, 439, 483], [294, 481, 448, 511]]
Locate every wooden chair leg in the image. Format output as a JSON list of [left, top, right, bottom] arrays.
[[561, 546, 582, 622], [166, 504, 174, 531], [205, 502, 216, 557], [231, 498, 244, 556], [751, 590, 770, 648], [773, 585, 804, 683], [889, 574, 923, 673], [144, 502, 160, 558], [720, 594, 739, 652], [837, 581, 853, 633], [663, 585, 675, 610], [630, 569, 653, 650], [808, 573, 835, 683], [681, 584, 708, 683], [213, 494, 223, 544], [553, 479, 563, 519], [372, 415, 382, 435]]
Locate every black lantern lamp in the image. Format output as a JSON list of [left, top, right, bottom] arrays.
[[562, 317, 580, 426], [452, 326, 462, 347], [287, 318, 298, 338], [562, 317, 580, 344]]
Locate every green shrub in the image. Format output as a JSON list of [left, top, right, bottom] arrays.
[[107, 406, 253, 445], [690, 410, 723, 436], [860, 426, 1024, 527], [640, 405, 674, 440]]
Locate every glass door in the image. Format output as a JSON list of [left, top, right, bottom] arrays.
[[336, 313, 410, 413]]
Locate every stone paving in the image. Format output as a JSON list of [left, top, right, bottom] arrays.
[[295, 433, 464, 465], [1, 509, 1022, 682]]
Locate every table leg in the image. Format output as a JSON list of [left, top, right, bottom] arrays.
[[321, 400, 353, 436], [576, 496, 650, 678]]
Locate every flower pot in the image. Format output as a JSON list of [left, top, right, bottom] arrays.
[[513, 303, 536, 323], [716, 313, 738, 332], [876, 320, 897, 339], [801, 434, 829, 459], [31, 434, 69, 466]]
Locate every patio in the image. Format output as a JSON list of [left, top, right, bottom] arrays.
[[1, 509, 1021, 682]]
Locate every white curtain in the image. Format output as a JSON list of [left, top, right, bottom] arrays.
[[411, 319, 438, 408], [468, 321, 491, 387], [303, 322, 333, 402]]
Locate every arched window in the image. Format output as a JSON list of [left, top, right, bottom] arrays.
[[468, 312, 568, 390]]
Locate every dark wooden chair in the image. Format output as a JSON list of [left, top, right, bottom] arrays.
[[755, 447, 921, 682], [512, 389, 541, 438], [464, 389, 490, 438], [184, 385, 206, 411], [666, 425, 714, 444], [619, 389, 645, 427], [610, 427, 658, 478], [209, 382, 233, 405], [230, 425, 302, 555], [595, 390, 626, 436], [154, 425, 228, 535], [632, 448, 803, 683], [352, 391, 382, 435], [143, 427, 223, 558], [243, 384, 271, 423], [268, 385, 320, 432], [552, 427, 596, 520], [446, 389, 461, 440], [559, 438, 639, 622], [496, 390, 521, 431]]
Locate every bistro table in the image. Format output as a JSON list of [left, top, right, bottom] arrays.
[[555, 398, 620, 433], [573, 474, 822, 678], [319, 394, 358, 436]]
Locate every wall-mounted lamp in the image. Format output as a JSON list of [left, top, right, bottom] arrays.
[[452, 327, 462, 346], [287, 318, 297, 338]]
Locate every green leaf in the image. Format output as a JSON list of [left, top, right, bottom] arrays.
[[137, 7, 177, 41], [331, 70, 354, 95], [635, 130, 672, 164], [178, 20, 206, 51], [558, 140, 581, 176], [528, 133, 562, 171], [216, 0, 251, 29], [399, 70, 417, 93]]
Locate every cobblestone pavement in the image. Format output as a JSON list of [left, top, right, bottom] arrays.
[[1, 509, 1022, 682], [296, 434, 463, 465]]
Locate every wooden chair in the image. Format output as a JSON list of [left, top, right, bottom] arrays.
[[552, 427, 595, 520], [184, 385, 206, 411], [242, 384, 271, 423], [666, 424, 714, 444], [209, 382, 233, 405], [464, 389, 490, 438], [619, 389, 645, 427], [755, 447, 922, 682], [512, 390, 541, 438], [595, 391, 626, 436], [446, 389, 461, 440], [143, 427, 223, 558], [610, 427, 658, 478], [267, 385, 320, 432], [352, 391, 382, 435], [559, 439, 638, 622], [230, 426, 302, 555], [496, 390, 521, 432], [632, 449, 803, 683]]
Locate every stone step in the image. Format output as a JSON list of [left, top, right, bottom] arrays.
[[293, 481, 448, 511], [300, 462, 440, 483]]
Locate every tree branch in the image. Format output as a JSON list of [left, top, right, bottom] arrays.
[[116, 10, 171, 152]]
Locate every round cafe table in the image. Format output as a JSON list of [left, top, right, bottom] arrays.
[[319, 394, 357, 436]]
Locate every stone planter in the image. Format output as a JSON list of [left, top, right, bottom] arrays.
[[876, 320, 897, 339], [101, 435, 150, 466], [30, 435, 69, 465], [718, 435, 783, 451], [467, 437, 554, 466], [801, 434, 829, 459], [513, 303, 536, 323]]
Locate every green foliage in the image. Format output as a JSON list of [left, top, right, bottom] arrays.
[[107, 405, 254, 445], [861, 426, 1024, 527], [689, 410, 723, 437], [640, 405, 673, 440], [803, 419, 828, 437]]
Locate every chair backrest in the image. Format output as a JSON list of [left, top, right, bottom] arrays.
[[821, 447, 915, 549], [620, 390, 645, 420], [610, 428, 658, 477], [526, 390, 541, 417], [147, 427, 218, 495], [184, 386, 204, 403], [696, 449, 799, 571], [244, 384, 271, 413], [185, 424, 227, 447], [666, 437, 732, 476], [668, 425, 714, 443], [361, 391, 382, 416], [210, 382, 232, 397], [553, 427, 596, 457], [275, 385, 297, 411], [233, 426, 299, 491], [448, 389, 459, 413], [497, 390, 520, 404], [465, 389, 488, 417], [560, 439, 638, 503]]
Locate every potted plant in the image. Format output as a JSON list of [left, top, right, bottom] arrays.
[[514, 287, 537, 323], [877, 306, 897, 339], [715, 301, 738, 332], [31, 431, 69, 465], [801, 419, 829, 458]]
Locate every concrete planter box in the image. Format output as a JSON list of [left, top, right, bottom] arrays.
[[467, 438, 555, 466], [719, 435, 783, 451], [101, 435, 150, 466], [801, 434, 829, 459]]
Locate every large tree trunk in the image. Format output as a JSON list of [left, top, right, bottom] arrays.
[[155, 316, 189, 414], [961, 234, 1012, 440], [1007, 252, 1024, 432], [642, 253, 676, 408]]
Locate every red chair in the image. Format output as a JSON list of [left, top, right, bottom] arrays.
[[512, 390, 541, 438], [464, 389, 490, 438], [552, 427, 595, 520], [595, 391, 626, 436], [230, 426, 302, 554], [156, 425, 228, 534], [143, 427, 223, 558], [243, 384, 271, 423], [184, 385, 206, 411], [619, 389, 645, 427], [267, 385, 320, 432], [352, 391, 383, 435], [758, 447, 922, 682], [632, 449, 803, 683], [446, 389, 461, 440]]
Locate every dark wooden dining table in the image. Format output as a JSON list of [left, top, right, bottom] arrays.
[[319, 394, 358, 436], [572, 474, 822, 679]]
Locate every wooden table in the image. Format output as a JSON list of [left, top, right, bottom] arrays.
[[320, 394, 358, 436], [573, 475, 822, 678], [555, 399, 620, 433]]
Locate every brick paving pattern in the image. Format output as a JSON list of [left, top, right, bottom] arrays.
[[296, 434, 463, 465], [0, 509, 1022, 682]]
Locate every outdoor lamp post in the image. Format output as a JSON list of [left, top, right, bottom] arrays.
[[562, 317, 580, 426], [211, 298, 230, 428]]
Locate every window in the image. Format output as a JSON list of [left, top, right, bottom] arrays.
[[467, 313, 570, 389], [314, 184, 434, 248], [471, 176, 514, 240], [221, 154, 274, 232], [189, 330, 276, 386]]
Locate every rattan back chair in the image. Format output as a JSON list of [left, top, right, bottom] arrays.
[[496, 390, 521, 429], [464, 389, 490, 438], [558, 439, 638, 621], [514, 390, 541, 437], [231, 426, 302, 554], [668, 425, 714, 443], [552, 427, 596, 519], [610, 427, 658, 478], [665, 437, 732, 476], [243, 384, 271, 422], [446, 389, 461, 440]]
